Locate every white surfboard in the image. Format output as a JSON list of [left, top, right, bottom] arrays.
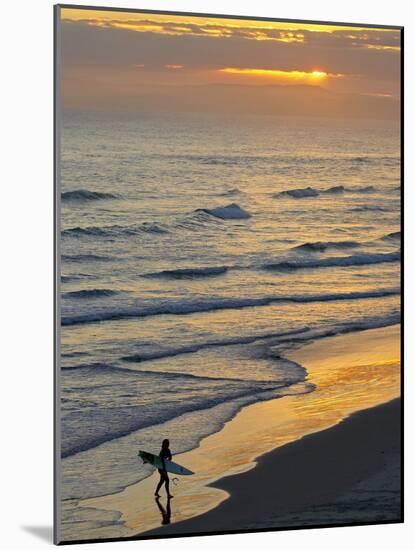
[[138, 450, 194, 476]]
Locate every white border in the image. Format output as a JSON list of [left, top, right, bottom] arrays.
[[2, 1, 411, 548]]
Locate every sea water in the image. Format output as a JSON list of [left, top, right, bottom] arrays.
[[60, 111, 400, 503]]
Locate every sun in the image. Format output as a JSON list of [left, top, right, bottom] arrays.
[[311, 70, 328, 78]]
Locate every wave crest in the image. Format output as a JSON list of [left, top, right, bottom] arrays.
[[264, 251, 400, 271], [196, 203, 251, 219], [61, 189, 119, 202], [382, 231, 401, 242], [61, 287, 399, 326], [143, 266, 229, 279], [293, 240, 361, 252], [62, 254, 113, 262], [63, 289, 119, 299], [351, 205, 390, 212], [278, 187, 319, 198], [275, 185, 377, 199], [62, 222, 169, 238]]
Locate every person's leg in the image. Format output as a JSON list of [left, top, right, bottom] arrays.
[[165, 474, 173, 498], [155, 473, 165, 496]]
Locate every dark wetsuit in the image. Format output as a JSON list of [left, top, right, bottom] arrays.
[[155, 448, 172, 496], [158, 448, 172, 472]]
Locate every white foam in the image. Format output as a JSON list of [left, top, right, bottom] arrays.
[[201, 203, 252, 219]]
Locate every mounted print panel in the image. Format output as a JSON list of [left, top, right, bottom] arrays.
[[54, 5, 402, 545]]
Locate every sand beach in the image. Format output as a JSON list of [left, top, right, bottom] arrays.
[[72, 324, 401, 542]]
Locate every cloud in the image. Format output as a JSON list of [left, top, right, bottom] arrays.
[[62, 14, 400, 52], [58, 15, 401, 115], [60, 20, 400, 80]]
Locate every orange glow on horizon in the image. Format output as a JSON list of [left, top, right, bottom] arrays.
[[219, 67, 344, 84], [364, 44, 400, 51]]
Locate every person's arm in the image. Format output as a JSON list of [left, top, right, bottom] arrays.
[[167, 450, 172, 461]]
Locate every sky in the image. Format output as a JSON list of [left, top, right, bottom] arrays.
[[59, 8, 401, 119]]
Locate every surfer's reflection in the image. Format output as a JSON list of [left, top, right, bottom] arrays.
[[155, 496, 172, 525]]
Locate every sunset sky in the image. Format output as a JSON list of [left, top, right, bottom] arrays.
[[59, 8, 401, 118]]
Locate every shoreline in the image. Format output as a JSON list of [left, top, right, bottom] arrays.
[[75, 324, 400, 542], [145, 398, 401, 536]]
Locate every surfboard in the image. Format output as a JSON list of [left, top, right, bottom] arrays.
[[138, 450, 194, 476]]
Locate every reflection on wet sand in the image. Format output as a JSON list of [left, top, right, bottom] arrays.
[[155, 497, 172, 525]]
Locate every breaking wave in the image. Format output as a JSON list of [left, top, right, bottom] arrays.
[[264, 251, 400, 271], [196, 203, 252, 219], [61, 287, 399, 326]]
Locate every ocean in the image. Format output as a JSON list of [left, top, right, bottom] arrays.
[[59, 111, 400, 504]]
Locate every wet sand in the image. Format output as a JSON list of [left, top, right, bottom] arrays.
[[146, 398, 401, 536]]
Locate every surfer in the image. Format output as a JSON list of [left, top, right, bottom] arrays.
[[155, 439, 173, 498]]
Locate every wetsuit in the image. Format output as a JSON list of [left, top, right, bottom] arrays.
[[155, 447, 172, 496]]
